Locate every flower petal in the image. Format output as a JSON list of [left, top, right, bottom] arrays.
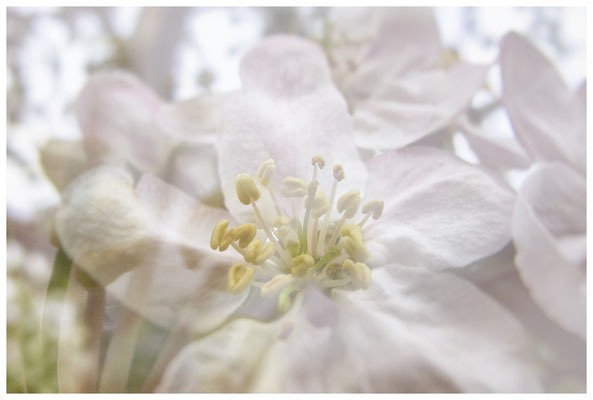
[[343, 8, 443, 105], [39, 138, 89, 191], [512, 171, 586, 338], [500, 32, 584, 172], [331, 265, 543, 392], [352, 63, 488, 149], [54, 167, 246, 329], [158, 266, 542, 392], [217, 35, 367, 223], [518, 163, 585, 237], [458, 116, 531, 170], [76, 71, 172, 173], [363, 147, 515, 270]]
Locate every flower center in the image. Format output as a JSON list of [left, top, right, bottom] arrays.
[[210, 156, 383, 312]]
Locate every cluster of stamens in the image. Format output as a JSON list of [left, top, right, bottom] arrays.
[[210, 156, 383, 312]]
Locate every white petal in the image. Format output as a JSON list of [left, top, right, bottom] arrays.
[[76, 71, 172, 173], [217, 35, 367, 223], [163, 142, 225, 208], [331, 265, 543, 392], [55, 167, 246, 329], [39, 139, 89, 191], [159, 266, 542, 392], [500, 33, 584, 173], [363, 147, 515, 270], [344, 8, 443, 104], [518, 163, 585, 236], [353, 64, 488, 149], [512, 172, 586, 338], [458, 116, 531, 170]]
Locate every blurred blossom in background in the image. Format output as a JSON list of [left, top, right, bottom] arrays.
[[5, 7, 587, 394]]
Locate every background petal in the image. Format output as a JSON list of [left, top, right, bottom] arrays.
[[501, 32, 584, 173], [512, 178, 586, 338], [363, 147, 515, 270], [76, 71, 172, 173], [352, 63, 488, 149]]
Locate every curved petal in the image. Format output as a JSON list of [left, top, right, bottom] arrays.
[[158, 266, 542, 392], [353, 63, 488, 149], [54, 167, 246, 329], [363, 147, 515, 270], [163, 142, 225, 208], [75, 71, 172, 173], [331, 265, 543, 392], [458, 116, 531, 170], [344, 8, 443, 104], [500, 32, 584, 173], [512, 177, 586, 338], [518, 163, 585, 237], [39, 138, 89, 192], [217, 35, 367, 223]]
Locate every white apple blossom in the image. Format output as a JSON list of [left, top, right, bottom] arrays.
[[54, 35, 543, 392], [326, 8, 488, 150], [500, 32, 586, 339]]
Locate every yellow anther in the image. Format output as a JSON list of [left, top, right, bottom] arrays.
[[244, 239, 263, 263], [227, 263, 254, 294], [210, 220, 230, 250], [234, 223, 257, 248], [310, 190, 329, 218], [235, 173, 260, 205], [257, 159, 276, 186], [312, 155, 325, 169], [333, 164, 345, 182], [337, 189, 361, 218], [291, 253, 314, 277], [280, 177, 308, 197], [341, 224, 369, 262], [343, 259, 371, 290], [362, 200, 384, 220], [261, 274, 294, 297], [273, 216, 290, 228], [254, 242, 275, 264], [219, 228, 237, 251]]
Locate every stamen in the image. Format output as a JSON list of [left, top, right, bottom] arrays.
[[234, 223, 257, 248], [210, 220, 230, 250], [328, 190, 361, 248], [300, 181, 319, 253], [280, 177, 308, 197], [235, 174, 260, 205], [257, 159, 276, 186], [218, 228, 237, 251], [261, 274, 294, 297], [316, 164, 344, 256], [292, 254, 314, 277], [251, 200, 293, 266], [341, 224, 370, 262], [359, 200, 384, 227], [342, 259, 371, 290], [227, 263, 254, 294]]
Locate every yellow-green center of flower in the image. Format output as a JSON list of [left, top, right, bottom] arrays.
[[210, 156, 383, 312]]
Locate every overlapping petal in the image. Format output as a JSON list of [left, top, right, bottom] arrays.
[[512, 165, 586, 338], [54, 167, 245, 329], [501, 32, 584, 173], [157, 265, 542, 392], [216, 35, 367, 223], [363, 147, 515, 270], [76, 71, 171, 173], [352, 64, 488, 149]]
